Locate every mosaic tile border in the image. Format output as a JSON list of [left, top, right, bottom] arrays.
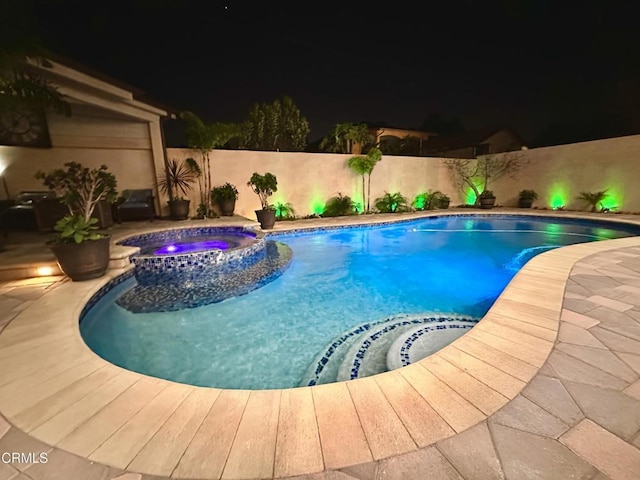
[[396, 323, 476, 367], [347, 316, 479, 380], [267, 213, 640, 240], [117, 226, 267, 281], [79, 268, 135, 321], [302, 313, 478, 386], [117, 226, 262, 246], [115, 241, 293, 313]]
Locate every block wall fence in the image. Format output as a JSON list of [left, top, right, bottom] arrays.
[[2, 130, 639, 219]]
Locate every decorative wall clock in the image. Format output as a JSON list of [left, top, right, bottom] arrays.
[[0, 108, 51, 147]]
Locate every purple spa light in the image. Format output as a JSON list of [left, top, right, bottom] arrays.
[[153, 240, 229, 255]]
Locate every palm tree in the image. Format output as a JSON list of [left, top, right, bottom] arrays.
[[180, 111, 239, 216], [321, 123, 374, 154], [577, 190, 609, 212], [347, 147, 382, 212]]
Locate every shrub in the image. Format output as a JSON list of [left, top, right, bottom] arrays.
[[519, 189, 538, 200], [577, 190, 608, 212], [375, 192, 409, 213], [274, 201, 296, 220], [211, 182, 239, 201], [322, 193, 358, 217]]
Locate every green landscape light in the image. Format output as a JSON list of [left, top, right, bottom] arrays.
[[414, 194, 426, 210], [600, 187, 622, 211], [351, 189, 363, 213], [549, 183, 568, 209], [465, 188, 477, 205], [310, 196, 324, 215]]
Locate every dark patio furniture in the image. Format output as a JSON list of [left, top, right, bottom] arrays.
[[114, 189, 155, 223], [0, 191, 55, 232], [0, 192, 115, 234]]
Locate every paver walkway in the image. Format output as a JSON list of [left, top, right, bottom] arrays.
[[1, 213, 640, 479]]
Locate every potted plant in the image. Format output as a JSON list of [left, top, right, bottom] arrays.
[[157, 158, 195, 220], [35, 162, 117, 281], [478, 190, 496, 209], [434, 192, 451, 209], [518, 189, 538, 208], [247, 172, 278, 229], [211, 182, 239, 216]]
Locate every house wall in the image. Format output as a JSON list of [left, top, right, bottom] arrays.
[[484, 130, 526, 153], [166, 149, 457, 219], [0, 106, 159, 202]]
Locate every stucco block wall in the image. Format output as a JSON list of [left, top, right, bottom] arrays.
[[166, 149, 458, 219], [491, 134, 640, 211]]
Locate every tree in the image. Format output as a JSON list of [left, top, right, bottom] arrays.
[[1, 36, 71, 129], [180, 111, 239, 216], [320, 122, 374, 154], [347, 147, 382, 212], [444, 153, 527, 206], [240, 96, 309, 151]]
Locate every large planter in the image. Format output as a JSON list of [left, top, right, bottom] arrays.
[[217, 198, 236, 216], [51, 236, 111, 281], [479, 197, 496, 209], [255, 209, 276, 229], [168, 199, 190, 220], [518, 198, 534, 208]]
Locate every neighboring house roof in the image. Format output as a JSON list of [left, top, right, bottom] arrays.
[[372, 127, 436, 140], [422, 126, 527, 153]]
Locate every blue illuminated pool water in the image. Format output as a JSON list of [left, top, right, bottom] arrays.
[[80, 215, 640, 389]]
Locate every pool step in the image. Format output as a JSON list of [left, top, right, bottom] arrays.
[[300, 313, 479, 387], [385, 320, 478, 371]]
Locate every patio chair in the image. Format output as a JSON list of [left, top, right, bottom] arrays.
[[114, 189, 155, 223], [0, 191, 55, 232]]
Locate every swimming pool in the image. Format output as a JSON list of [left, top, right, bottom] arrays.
[[80, 214, 640, 390]]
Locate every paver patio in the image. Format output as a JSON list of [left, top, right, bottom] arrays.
[[1, 210, 640, 479]]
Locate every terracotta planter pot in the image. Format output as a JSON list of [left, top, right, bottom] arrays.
[[255, 209, 276, 229], [51, 235, 110, 281]]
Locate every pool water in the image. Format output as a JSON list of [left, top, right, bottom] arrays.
[[80, 215, 640, 389]]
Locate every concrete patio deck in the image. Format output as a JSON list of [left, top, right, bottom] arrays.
[[1, 210, 640, 479]]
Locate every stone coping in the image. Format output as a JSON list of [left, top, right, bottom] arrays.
[[0, 210, 639, 479]]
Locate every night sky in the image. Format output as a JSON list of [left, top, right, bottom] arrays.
[[6, 1, 640, 147]]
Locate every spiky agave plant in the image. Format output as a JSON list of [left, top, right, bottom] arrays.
[[577, 190, 608, 212]]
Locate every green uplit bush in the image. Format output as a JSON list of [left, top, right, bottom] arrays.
[[322, 193, 359, 217], [375, 192, 409, 213]]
